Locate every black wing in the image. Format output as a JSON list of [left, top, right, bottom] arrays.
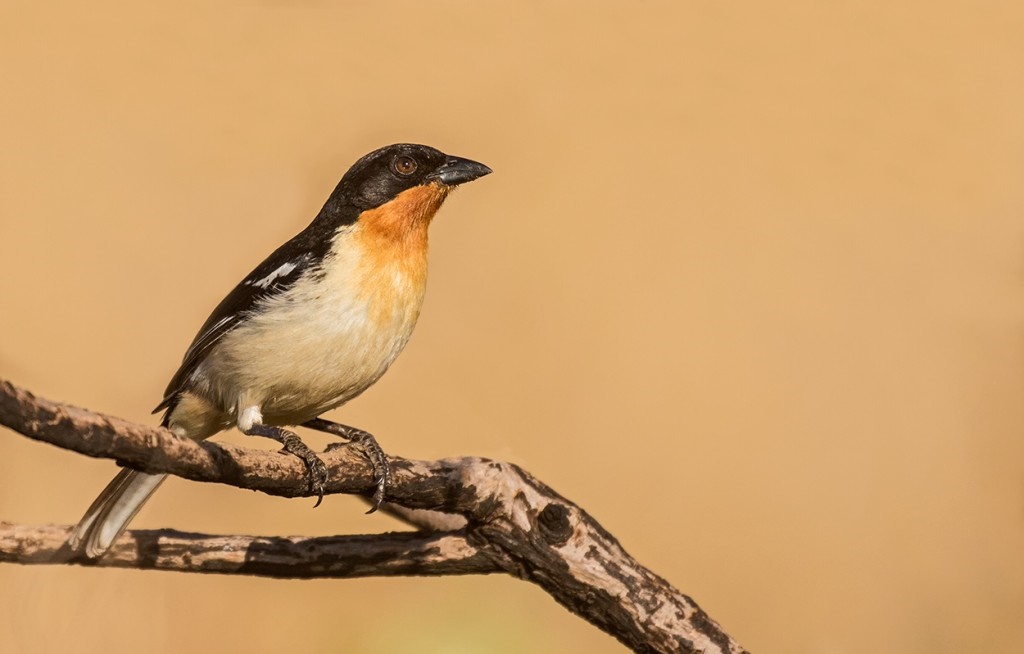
[[153, 240, 321, 415]]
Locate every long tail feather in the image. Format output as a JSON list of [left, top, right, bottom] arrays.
[[68, 469, 167, 558]]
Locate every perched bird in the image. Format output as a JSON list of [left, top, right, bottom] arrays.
[[69, 143, 491, 559]]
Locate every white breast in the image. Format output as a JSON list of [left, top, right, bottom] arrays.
[[198, 223, 428, 426]]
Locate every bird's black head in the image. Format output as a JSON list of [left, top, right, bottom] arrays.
[[323, 144, 491, 217]]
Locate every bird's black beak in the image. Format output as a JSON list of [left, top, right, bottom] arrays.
[[430, 156, 492, 186]]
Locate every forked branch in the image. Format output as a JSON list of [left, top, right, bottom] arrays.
[[0, 379, 748, 654]]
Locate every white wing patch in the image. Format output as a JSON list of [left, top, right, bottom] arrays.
[[246, 261, 299, 289]]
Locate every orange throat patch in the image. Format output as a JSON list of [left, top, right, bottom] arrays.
[[358, 183, 452, 244], [351, 183, 452, 324]]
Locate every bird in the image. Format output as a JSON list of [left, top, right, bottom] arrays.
[[69, 143, 491, 559]]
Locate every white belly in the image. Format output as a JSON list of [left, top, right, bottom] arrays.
[[196, 229, 428, 426]]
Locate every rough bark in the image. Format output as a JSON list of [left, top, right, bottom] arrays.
[[0, 379, 748, 654]]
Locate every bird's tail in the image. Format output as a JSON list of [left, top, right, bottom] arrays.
[[68, 468, 167, 558]]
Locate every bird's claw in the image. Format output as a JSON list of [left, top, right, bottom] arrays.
[[348, 430, 389, 513], [365, 456, 390, 514], [277, 429, 329, 508], [306, 455, 328, 508], [304, 420, 390, 510]]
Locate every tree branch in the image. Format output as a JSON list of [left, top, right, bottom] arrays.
[[0, 523, 496, 578], [0, 379, 748, 654]]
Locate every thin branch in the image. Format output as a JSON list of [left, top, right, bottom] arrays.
[[0, 379, 748, 654], [0, 522, 496, 578]]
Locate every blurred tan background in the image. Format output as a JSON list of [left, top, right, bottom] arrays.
[[2, 2, 1023, 652]]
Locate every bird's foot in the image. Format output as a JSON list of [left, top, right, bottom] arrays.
[[345, 429, 390, 513], [278, 429, 329, 508], [312, 420, 390, 512], [244, 423, 328, 507]]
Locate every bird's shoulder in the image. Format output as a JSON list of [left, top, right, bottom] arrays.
[[154, 225, 338, 414]]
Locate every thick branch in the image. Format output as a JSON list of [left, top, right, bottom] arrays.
[[0, 379, 748, 654]]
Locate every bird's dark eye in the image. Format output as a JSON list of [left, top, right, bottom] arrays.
[[393, 156, 418, 176]]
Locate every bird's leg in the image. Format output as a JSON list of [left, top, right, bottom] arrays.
[[303, 418, 390, 512], [244, 423, 328, 507]]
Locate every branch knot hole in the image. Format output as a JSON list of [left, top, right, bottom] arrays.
[[537, 503, 572, 546]]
